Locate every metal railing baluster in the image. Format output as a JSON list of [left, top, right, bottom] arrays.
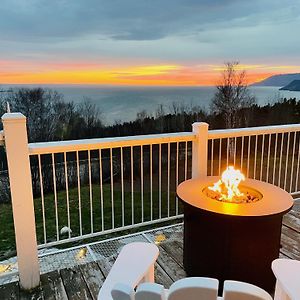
[[64, 152, 71, 238], [38, 154, 47, 244]]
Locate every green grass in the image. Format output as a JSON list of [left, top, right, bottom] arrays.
[[0, 203, 16, 256], [0, 183, 182, 258]]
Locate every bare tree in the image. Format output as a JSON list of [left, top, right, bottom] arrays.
[[0, 88, 12, 118], [170, 102, 183, 115], [155, 104, 165, 132], [0, 97, 5, 118], [71, 97, 104, 139], [77, 97, 103, 128], [136, 109, 151, 122], [5, 87, 74, 142], [211, 61, 256, 129]]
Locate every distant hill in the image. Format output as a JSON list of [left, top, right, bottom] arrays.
[[252, 73, 300, 87], [279, 80, 300, 91]]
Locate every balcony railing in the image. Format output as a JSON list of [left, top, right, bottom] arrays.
[[1, 113, 300, 290], [29, 132, 194, 248]]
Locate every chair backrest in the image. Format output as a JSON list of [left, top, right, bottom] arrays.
[[111, 277, 219, 300], [222, 280, 273, 300], [111, 283, 135, 300], [112, 282, 166, 300], [168, 277, 219, 300], [135, 283, 167, 300], [111, 278, 273, 300]]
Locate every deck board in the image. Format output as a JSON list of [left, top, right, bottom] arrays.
[[79, 262, 105, 300], [153, 264, 174, 289], [0, 281, 19, 299], [96, 255, 116, 278], [156, 244, 186, 282], [280, 226, 300, 260], [160, 240, 184, 267], [1, 203, 300, 299], [19, 284, 44, 300], [60, 267, 92, 300], [40, 270, 68, 300]]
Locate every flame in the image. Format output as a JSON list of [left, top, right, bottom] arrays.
[[209, 166, 245, 201]]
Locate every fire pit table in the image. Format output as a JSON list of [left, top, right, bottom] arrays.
[[177, 176, 293, 293]]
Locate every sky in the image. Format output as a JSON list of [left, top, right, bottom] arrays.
[[0, 0, 300, 86]]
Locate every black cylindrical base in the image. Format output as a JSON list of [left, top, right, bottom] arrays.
[[183, 202, 283, 293]]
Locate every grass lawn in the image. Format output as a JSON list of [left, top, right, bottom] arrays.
[[0, 183, 182, 258]]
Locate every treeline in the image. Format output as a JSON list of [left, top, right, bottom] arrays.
[[103, 97, 300, 137], [1, 88, 300, 143]]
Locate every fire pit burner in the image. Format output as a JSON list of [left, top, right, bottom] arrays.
[[177, 176, 293, 293], [203, 185, 262, 204]]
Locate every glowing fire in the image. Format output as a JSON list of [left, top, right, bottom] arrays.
[[208, 166, 245, 201]]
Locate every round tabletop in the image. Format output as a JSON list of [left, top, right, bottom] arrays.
[[177, 177, 293, 217]]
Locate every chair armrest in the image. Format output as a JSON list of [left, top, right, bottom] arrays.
[[98, 242, 159, 300], [272, 258, 300, 300]]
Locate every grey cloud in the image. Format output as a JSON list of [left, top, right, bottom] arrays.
[[0, 0, 298, 42], [0, 0, 299, 66]]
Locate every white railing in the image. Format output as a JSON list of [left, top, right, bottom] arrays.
[[1, 112, 300, 290], [207, 124, 300, 196], [28, 132, 194, 248]]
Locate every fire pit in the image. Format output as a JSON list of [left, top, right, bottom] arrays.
[[177, 168, 293, 293]]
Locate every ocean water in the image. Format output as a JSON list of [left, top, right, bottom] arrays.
[[3, 85, 300, 125]]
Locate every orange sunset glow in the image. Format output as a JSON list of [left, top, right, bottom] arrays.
[[1, 61, 298, 86]]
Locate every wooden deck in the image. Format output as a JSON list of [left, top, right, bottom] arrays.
[[1, 201, 300, 299]]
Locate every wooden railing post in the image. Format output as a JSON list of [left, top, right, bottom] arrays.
[[192, 122, 209, 179], [2, 112, 40, 290]]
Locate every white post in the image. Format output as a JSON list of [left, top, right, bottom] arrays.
[[2, 113, 40, 290], [192, 122, 209, 179]]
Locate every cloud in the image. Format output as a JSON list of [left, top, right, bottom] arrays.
[[0, 0, 299, 74], [0, 0, 298, 42]]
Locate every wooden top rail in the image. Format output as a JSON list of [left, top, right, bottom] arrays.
[[208, 123, 300, 139], [28, 132, 196, 155]]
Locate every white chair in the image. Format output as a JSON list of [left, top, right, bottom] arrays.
[[272, 258, 300, 300], [98, 242, 159, 300], [111, 278, 273, 300], [100, 242, 273, 300]]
